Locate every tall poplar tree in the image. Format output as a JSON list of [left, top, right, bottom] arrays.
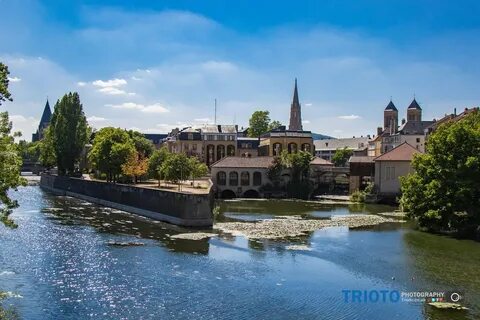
[[50, 92, 88, 175]]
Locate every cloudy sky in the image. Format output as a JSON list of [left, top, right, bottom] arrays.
[[1, 0, 480, 140]]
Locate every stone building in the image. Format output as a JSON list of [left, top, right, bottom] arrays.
[[314, 137, 370, 161], [202, 125, 237, 166], [237, 137, 260, 157], [374, 142, 420, 196], [166, 127, 203, 158], [32, 100, 52, 142], [211, 156, 275, 198]]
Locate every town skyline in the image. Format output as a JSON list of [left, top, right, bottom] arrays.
[[2, 0, 480, 139]]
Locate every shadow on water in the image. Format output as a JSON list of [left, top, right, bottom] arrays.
[[41, 195, 211, 254]]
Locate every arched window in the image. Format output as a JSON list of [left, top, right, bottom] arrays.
[[207, 145, 215, 165], [217, 145, 226, 160], [253, 172, 262, 186], [229, 171, 238, 186], [302, 143, 311, 152], [273, 143, 282, 156], [227, 145, 235, 156], [288, 142, 298, 154], [241, 171, 250, 186], [217, 171, 226, 186]]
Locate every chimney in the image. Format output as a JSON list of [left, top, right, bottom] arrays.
[[454, 108, 457, 116], [377, 127, 382, 136], [402, 118, 406, 125]]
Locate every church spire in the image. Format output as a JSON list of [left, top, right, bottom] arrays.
[[289, 78, 303, 131]]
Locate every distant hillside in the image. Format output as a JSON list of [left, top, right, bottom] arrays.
[[311, 133, 334, 140]]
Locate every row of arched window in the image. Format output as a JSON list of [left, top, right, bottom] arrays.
[[206, 145, 236, 165], [272, 143, 311, 156], [217, 171, 262, 186]]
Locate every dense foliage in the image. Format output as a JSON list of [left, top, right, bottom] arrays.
[[148, 147, 169, 185], [88, 127, 135, 182], [0, 62, 26, 228], [49, 93, 88, 175], [331, 147, 353, 167], [400, 110, 480, 238], [159, 153, 192, 189], [247, 110, 282, 137]]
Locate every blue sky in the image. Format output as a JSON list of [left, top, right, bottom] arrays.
[[1, 0, 480, 139]]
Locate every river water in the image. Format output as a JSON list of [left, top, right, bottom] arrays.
[[1, 186, 479, 320]]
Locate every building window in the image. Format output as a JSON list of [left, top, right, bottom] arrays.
[[229, 172, 238, 186], [217, 171, 226, 186], [217, 145, 226, 160], [416, 138, 421, 143], [241, 171, 250, 186], [227, 145, 235, 156], [301, 143, 311, 152], [273, 143, 282, 156], [188, 133, 193, 140], [288, 143, 298, 154], [253, 172, 262, 186]]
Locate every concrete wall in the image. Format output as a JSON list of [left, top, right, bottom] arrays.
[[40, 174, 213, 227], [374, 160, 413, 195]]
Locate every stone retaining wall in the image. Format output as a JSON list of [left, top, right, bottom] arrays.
[[40, 174, 214, 227]]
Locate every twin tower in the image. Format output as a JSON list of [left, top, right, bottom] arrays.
[[384, 98, 422, 134]]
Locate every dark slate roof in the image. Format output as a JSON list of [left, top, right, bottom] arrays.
[[385, 100, 398, 111], [408, 98, 422, 110], [398, 120, 434, 135], [211, 156, 274, 169], [40, 100, 52, 125], [143, 133, 168, 144], [374, 142, 421, 161]]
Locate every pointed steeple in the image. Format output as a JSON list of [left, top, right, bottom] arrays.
[[289, 78, 303, 131], [408, 98, 422, 110], [385, 99, 398, 111], [40, 99, 52, 125]]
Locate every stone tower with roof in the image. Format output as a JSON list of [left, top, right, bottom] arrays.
[[384, 100, 398, 134], [407, 98, 422, 122], [32, 100, 52, 142], [288, 78, 303, 131]]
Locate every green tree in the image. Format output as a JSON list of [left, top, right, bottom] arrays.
[[88, 127, 135, 183], [189, 157, 208, 186], [127, 130, 154, 158], [400, 110, 480, 238], [267, 156, 283, 186], [332, 147, 353, 167], [50, 92, 88, 175], [0, 63, 27, 228], [247, 110, 282, 137], [39, 126, 56, 168], [148, 147, 170, 186], [160, 153, 192, 190], [280, 151, 313, 199], [0, 63, 13, 105]]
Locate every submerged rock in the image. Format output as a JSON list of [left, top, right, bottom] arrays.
[[215, 214, 399, 240], [106, 241, 145, 247], [170, 233, 217, 240], [428, 302, 468, 310], [285, 244, 312, 251]]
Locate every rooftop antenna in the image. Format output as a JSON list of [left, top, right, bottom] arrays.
[[214, 98, 217, 125]]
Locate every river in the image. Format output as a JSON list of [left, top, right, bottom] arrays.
[[0, 186, 479, 319]]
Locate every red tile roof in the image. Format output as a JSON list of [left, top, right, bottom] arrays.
[[374, 142, 421, 161], [211, 156, 275, 168], [310, 157, 333, 166]]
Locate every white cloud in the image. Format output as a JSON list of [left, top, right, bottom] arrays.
[[338, 115, 361, 120], [97, 87, 135, 96], [304, 103, 312, 107], [131, 76, 141, 81], [302, 120, 310, 124], [77, 81, 87, 86], [87, 116, 107, 122], [92, 78, 127, 87], [108, 102, 169, 113], [8, 76, 21, 82]]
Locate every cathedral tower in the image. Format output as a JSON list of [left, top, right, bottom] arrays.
[[384, 100, 398, 134], [288, 78, 303, 131]]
